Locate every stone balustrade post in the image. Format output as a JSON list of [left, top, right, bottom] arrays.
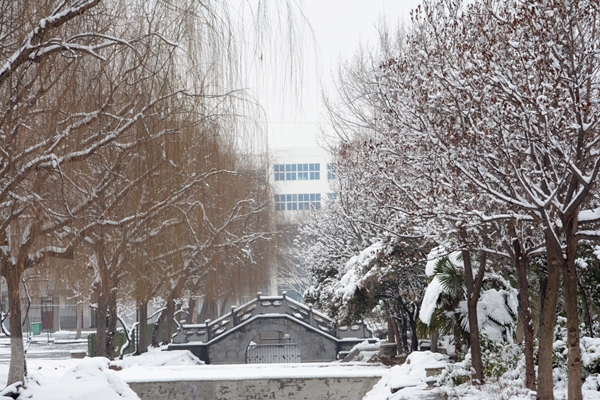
[[205, 319, 211, 341], [231, 305, 237, 326], [256, 292, 262, 314]]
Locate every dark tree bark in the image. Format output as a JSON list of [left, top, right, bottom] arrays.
[[386, 312, 395, 344], [454, 324, 462, 360], [187, 297, 197, 324], [390, 315, 401, 355], [106, 279, 118, 360], [431, 330, 439, 353], [401, 316, 408, 354], [199, 299, 219, 322], [577, 273, 594, 338], [162, 297, 175, 345], [75, 301, 83, 340], [94, 284, 107, 357], [509, 228, 536, 391], [563, 218, 582, 400], [461, 246, 486, 384], [5, 262, 26, 385], [137, 299, 149, 354], [408, 317, 418, 352], [219, 295, 230, 317], [151, 311, 163, 348], [537, 231, 562, 400]]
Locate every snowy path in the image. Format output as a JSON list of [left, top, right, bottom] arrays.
[[0, 332, 89, 363]]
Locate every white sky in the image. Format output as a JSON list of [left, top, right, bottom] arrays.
[[257, 0, 421, 149]]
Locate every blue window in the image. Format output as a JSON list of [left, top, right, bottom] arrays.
[[309, 193, 321, 209], [298, 194, 310, 210], [286, 194, 298, 210], [274, 163, 321, 181], [274, 194, 285, 210], [285, 164, 297, 180], [274, 164, 285, 181], [327, 193, 337, 202], [309, 163, 320, 180], [274, 193, 321, 211], [327, 163, 336, 180], [297, 164, 309, 180]]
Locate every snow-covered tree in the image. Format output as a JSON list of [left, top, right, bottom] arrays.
[[420, 248, 519, 348], [319, 1, 600, 397], [0, 0, 294, 385]]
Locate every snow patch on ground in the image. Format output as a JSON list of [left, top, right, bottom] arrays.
[[364, 351, 447, 400], [110, 347, 203, 369], [19, 357, 139, 400], [117, 361, 388, 383]]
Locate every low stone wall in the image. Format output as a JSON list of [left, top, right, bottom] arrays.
[[128, 376, 381, 400]]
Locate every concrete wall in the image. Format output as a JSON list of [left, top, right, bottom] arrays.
[[128, 376, 381, 400]]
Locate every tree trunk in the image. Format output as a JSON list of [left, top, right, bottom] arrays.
[[219, 295, 230, 317], [537, 232, 562, 400], [75, 301, 82, 340], [431, 330, 439, 353], [454, 323, 462, 360], [137, 299, 148, 354], [5, 263, 26, 386], [94, 285, 107, 357], [188, 297, 197, 324], [386, 312, 395, 344], [408, 317, 418, 353], [151, 311, 162, 348], [106, 282, 118, 360], [162, 297, 175, 345], [384, 303, 400, 355], [199, 298, 219, 322], [462, 248, 485, 384], [511, 234, 536, 391], [390, 317, 404, 355], [578, 273, 594, 338], [391, 315, 401, 356], [563, 221, 582, 400], [401, 316, 408, 354]]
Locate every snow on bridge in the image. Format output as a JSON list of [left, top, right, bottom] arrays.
[[168, 292, 374, 364]]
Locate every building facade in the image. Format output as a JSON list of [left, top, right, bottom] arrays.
[[269, 146, 335, 301]]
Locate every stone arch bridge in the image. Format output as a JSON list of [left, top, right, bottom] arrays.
[[168, 292, 374, 364]]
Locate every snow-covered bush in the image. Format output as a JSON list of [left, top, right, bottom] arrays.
[[420, 248, 519, 347], [479, 334, 521, 379], [435, 345, 534, 400], [553, 316, 600, 393], [438, 356, 472, 387]]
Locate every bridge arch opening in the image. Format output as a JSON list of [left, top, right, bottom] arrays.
[[242, 322, 306, 364], [245, 331, 301, 364]]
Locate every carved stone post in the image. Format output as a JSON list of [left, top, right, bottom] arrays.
[[205, 319, 211, 341]]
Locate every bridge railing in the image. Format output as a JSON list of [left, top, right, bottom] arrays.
[[172, 292, 372, 344]]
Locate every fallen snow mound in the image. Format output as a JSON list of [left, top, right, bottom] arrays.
[[110, 349, 203, 369], [364, 351, 447, 400], [19, 357, 139, 400]]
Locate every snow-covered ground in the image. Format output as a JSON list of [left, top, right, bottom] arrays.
[[0, 333, 598, 399], [0, 336, 390, 399], [0, 331, 89, 363], [0, 350, 388, 399]]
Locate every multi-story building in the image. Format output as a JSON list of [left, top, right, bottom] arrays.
[[268, 146, 335, 301], [270, 146, 335, 213]]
